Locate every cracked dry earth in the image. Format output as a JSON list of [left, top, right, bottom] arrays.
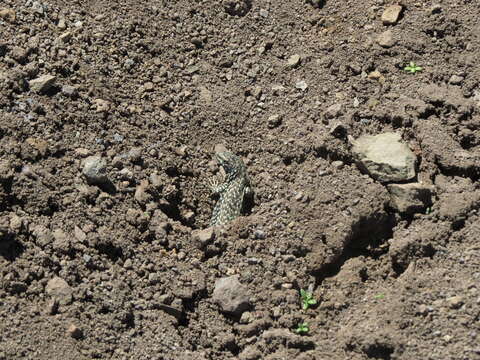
[[1, 0, 480, 359]]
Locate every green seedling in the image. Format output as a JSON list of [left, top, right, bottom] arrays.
[[374, 293, 385, 300], [404, 62, 423, 74], [295, 322, 309, 334], [300, 289, 317, 310]]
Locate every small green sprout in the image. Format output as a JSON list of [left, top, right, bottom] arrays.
[[404, 62, 423, 74], [425, 207, 432, 215], [374, 293, 385, 300], [300, 289, 317, 310], [295, 322, 309, 334]]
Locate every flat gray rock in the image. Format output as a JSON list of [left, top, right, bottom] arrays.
[[82, 155, 108, 185], [212, 275, 250, 315], [387, 183, 434, 214], [351, 132, 416, 182]]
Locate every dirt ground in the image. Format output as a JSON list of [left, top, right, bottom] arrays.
[[1, 0, 480, 359]]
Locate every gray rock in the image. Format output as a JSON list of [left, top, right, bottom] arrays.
[[324, 103, 343, 119], [82, 156, 108, 185], [61, 85, 78, 98], [45, 277, 73, 305], [192, 227, 215, 249], [287, 54, 301, 68], [351, 132, 416, 182], [381, 4, 403, 25], [32, 225, 54, 247], [377, 30, 396, 47], [29, 74, 56, 94], [212, 275, 250, 315], [66, 324, 83, 339], [387, 183, 434, 214], [446, 295, 463, 309], [295, 80, 307, 91], [267, 114, 282, 128], [449, 75, 464, 85]]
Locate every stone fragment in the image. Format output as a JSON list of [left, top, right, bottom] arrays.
[[192, 227, 215, 249], [66, 324, 83, 339], [267, 114, 282, 128], [295, 80, 307, 91], [449, 75, 464, 85], [61, 84, 78, 98], [82, 156, 108, 185], [324, 103, 343, 120], [52, 228, 71, 253], [45, 277, 73, 305], [377, 30, 396, 47], [28, 74, 56, 94], [212, 275, 250, 315], [446, 296, 463, 309], [351, 133, 416, 182], [93, 98, 110, 112], [381, 4, 403, 25], [387, 183, 434, 214], [287, 54, 301, 68]]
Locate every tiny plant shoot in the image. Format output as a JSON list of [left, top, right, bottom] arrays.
[[295, 322, 309, 334], [404, 62, 423, 74], [300, 289, 317, 310]]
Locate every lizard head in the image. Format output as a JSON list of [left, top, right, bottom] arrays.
[[215, 151, 241, 175]]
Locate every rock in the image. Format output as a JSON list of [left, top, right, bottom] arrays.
[[368, 70, 383, 80], [82, 156, 108, 185], [212, 275, 250, 315], [45, 277, 73, 305], [93, 98, 111, 112], [52, 229, 71, 253], [416, 304, 429, 316], [32, 225, 54, 247], [287, 54, 301, 68], [324, 103, 343, 120], [446, 295, 464, 309], [61, 85, 78, 98], [192, 227, 215, 249], [9, 215, 23, 233], [74, 226, 86, 243], [351, 132, 416, 182], [223, 0, 251, 16], [0, 8, 16, 22], [28, 75, 56, 94], [295, 80, 308, 91], [267, 114, 282, 128], [331, 160, 344, 169], [66, 324, 83, 339], [387, 183, 434, 214], [57, 18, 66, 29], [377, 30, 396, 47], [449, 75, 464, 85], [381, 4, 403, 25]]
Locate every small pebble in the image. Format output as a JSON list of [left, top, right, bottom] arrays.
[[287, 54, 301, 68], [67, 324, 83, 339], [295, 80, 308, 91], [449, 75, 464, 85]]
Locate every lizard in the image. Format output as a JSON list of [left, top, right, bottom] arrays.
[[209, 151, 253, 226]]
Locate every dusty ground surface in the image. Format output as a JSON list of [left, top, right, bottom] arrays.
[[1, 0, 480, 359]]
